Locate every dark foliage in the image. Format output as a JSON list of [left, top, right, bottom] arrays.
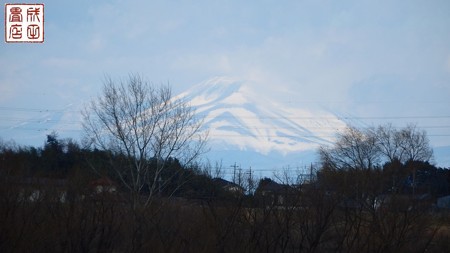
[[1, 135, 450, 252]]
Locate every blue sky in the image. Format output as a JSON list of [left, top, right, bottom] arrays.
[[1, 0, 450, 151]]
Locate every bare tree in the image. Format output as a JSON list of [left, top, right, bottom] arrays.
[[319, 126, 380, 170], [320, 124, 433, 171], [202, 159, 225, 179], [374, 123, 401, 163], [82, 74, 208, 208], [375, 123, 433, 163], [396, 124, 433, 163]]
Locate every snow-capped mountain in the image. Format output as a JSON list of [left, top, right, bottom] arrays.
[[176, 77, 347, 171]]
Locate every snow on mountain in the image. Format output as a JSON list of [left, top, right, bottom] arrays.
[[177, 77, 347, 158]]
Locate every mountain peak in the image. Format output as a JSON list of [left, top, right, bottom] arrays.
[[178, 77, 346, 155], [178, 76, 247, 107]]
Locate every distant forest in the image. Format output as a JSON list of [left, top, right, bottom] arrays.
[[0, 132, 228, 200], [1, 131, 449, 198], [1, 130, 450, 252]]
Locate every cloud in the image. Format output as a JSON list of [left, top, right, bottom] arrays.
[[0, 80, 16, 102], [1, 0, 450, 148], [447, 55, 450, 73], [0, 61, 30, 103], [41, 58, 84, 68], [86, 36, 104, 52]]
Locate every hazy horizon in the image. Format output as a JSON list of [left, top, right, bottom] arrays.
[[1, 0, 449, 167]]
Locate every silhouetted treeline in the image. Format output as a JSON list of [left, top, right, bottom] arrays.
[[0, 133, 231, 200], [318, 159, 450, 198], [1, 134, 450, 252]]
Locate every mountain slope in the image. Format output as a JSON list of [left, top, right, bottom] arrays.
[[177, 77, 346, 157]]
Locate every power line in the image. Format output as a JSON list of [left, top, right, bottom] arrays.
[[1, 107, 450, 138], [1, 106, 450, 120], [0, 106, 80, 113], [1, 116, 450, 128], [4, 128, 450, 140]]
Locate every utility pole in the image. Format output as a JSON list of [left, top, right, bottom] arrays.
[[247, 167, 254, 194], [231, 162, 239, 184]]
